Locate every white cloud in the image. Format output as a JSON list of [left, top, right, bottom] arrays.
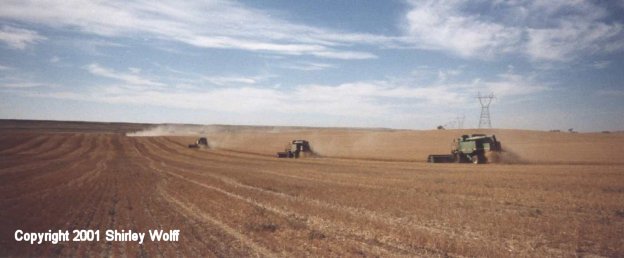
[[404, 0, 521, 58], [526, 21, 622, 61], [200, 76, 258, 86], [86, 63, 164, 87], [482, 72, 548, 97], [403, 0, 624, 61], [0, 75, 57, 89], [0, 82, 50, 88], [18, 69, 544, 118], [596, 89, 624, 97], [0, 0, 385, 59], [49, 56, 60, 63], [0, 25, 46, 49], [279, 62, 337, 71], [590, 60, 611, 69], [0, 72, 58, 89]]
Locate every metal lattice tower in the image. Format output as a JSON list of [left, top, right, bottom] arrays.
[[456, 114, 465, 129], [477, 92, 494, 128]]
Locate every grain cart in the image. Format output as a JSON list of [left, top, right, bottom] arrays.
[[428, 134, 502, 164], [188, 137, 209, 148], [277, 140, 311, 158]]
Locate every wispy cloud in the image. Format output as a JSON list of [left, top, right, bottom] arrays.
[[482, 72, 548, 98], [596, 89, 624, 97], [590, 60, 611, 69], [0, 0, 385, 59], [86, 63, 164, 87], [200, 76, 258, 86], [15, 63, 546, 120], [0, 75, 56, 88], [0, 25, 46, 49], [1, 82, 49, 88], [49, 56, 60, 63], [279, 62, 337, 71]]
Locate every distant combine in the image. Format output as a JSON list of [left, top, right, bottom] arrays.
[[428, 134, 502, 164], [188, 137, 209, 149], [277, 140, 312, 158]]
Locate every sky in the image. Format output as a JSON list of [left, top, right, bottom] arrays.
[[1, 0, 623, 132]]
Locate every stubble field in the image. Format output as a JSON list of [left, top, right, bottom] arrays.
[[1, 120, 623, 257]]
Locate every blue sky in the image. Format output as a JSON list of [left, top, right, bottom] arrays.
[[1, 0, 623, 131]]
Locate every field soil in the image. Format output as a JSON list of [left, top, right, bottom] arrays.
[[1, 120, 623, 257]]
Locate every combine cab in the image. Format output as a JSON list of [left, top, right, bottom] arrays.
[[428, 134, 502, 164], [188, 137, 209, 149], [277, 140, 311, 158]]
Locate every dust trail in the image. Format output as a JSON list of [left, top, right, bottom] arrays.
[[126, 124, 214, 137], [126, 124, 306, 137], [486, 148, 526, 164]]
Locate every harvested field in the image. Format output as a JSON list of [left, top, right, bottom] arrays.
[[1, 120, 624, 257]]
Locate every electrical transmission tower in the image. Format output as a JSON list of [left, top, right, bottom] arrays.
[[456, 114, 465, 129], [477, 92, 495, 128]]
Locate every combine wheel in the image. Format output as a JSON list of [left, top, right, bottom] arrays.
[[472, 155, 481, 164], [454, 153, 462, 163]]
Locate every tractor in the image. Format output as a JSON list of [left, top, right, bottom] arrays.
[[428, 134, 502, 164]]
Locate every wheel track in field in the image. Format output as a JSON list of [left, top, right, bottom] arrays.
[[135, 139, 436, 257], [154, 137, 393, 190], [157, 137, 581, 226], [0, 134, 85, 169], [13, 134, 70, 156], [0, 134, 70, 170], [0, 135, 110, 257], [157, 183, 270, 257], [146, 148, 461, 256], [161, 136, 427, 173], [65, 135, 114, 188], [0, 134, 95, 177], [123, 138, 170, 257], [152, 139, 584, 257], [157, 137, 425, 188], [0, 136, 94, 199], [63, 135, 116, 257], [133, 139, 279, 257], [147, 138, 491, 243], [0, 133, 41, 152], [0, 134, 49, 155], [0, 135, 103, 201], [114, 136, 178, 258], [148, 137, 525, 256], [144, 157, 412, 257], [61, 170, 109, 257], [126, 137, 222, 257], [0, 134, 112, 257]]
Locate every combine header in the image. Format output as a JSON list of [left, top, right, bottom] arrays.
[[428, 134, 502, 164], [277, 140, 311, 158]]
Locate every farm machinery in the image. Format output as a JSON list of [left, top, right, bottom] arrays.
[[277, 140, 311, 158], [188, 137, 209, 149], [428, 134, 502, 164]]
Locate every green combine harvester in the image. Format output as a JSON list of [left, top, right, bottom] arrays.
[[276, 140, 311, 158], [427, 134, 502, 164]]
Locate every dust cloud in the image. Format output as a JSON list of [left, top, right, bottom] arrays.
[[125, 124, 226, 137], [486, 149, 526, 164]]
